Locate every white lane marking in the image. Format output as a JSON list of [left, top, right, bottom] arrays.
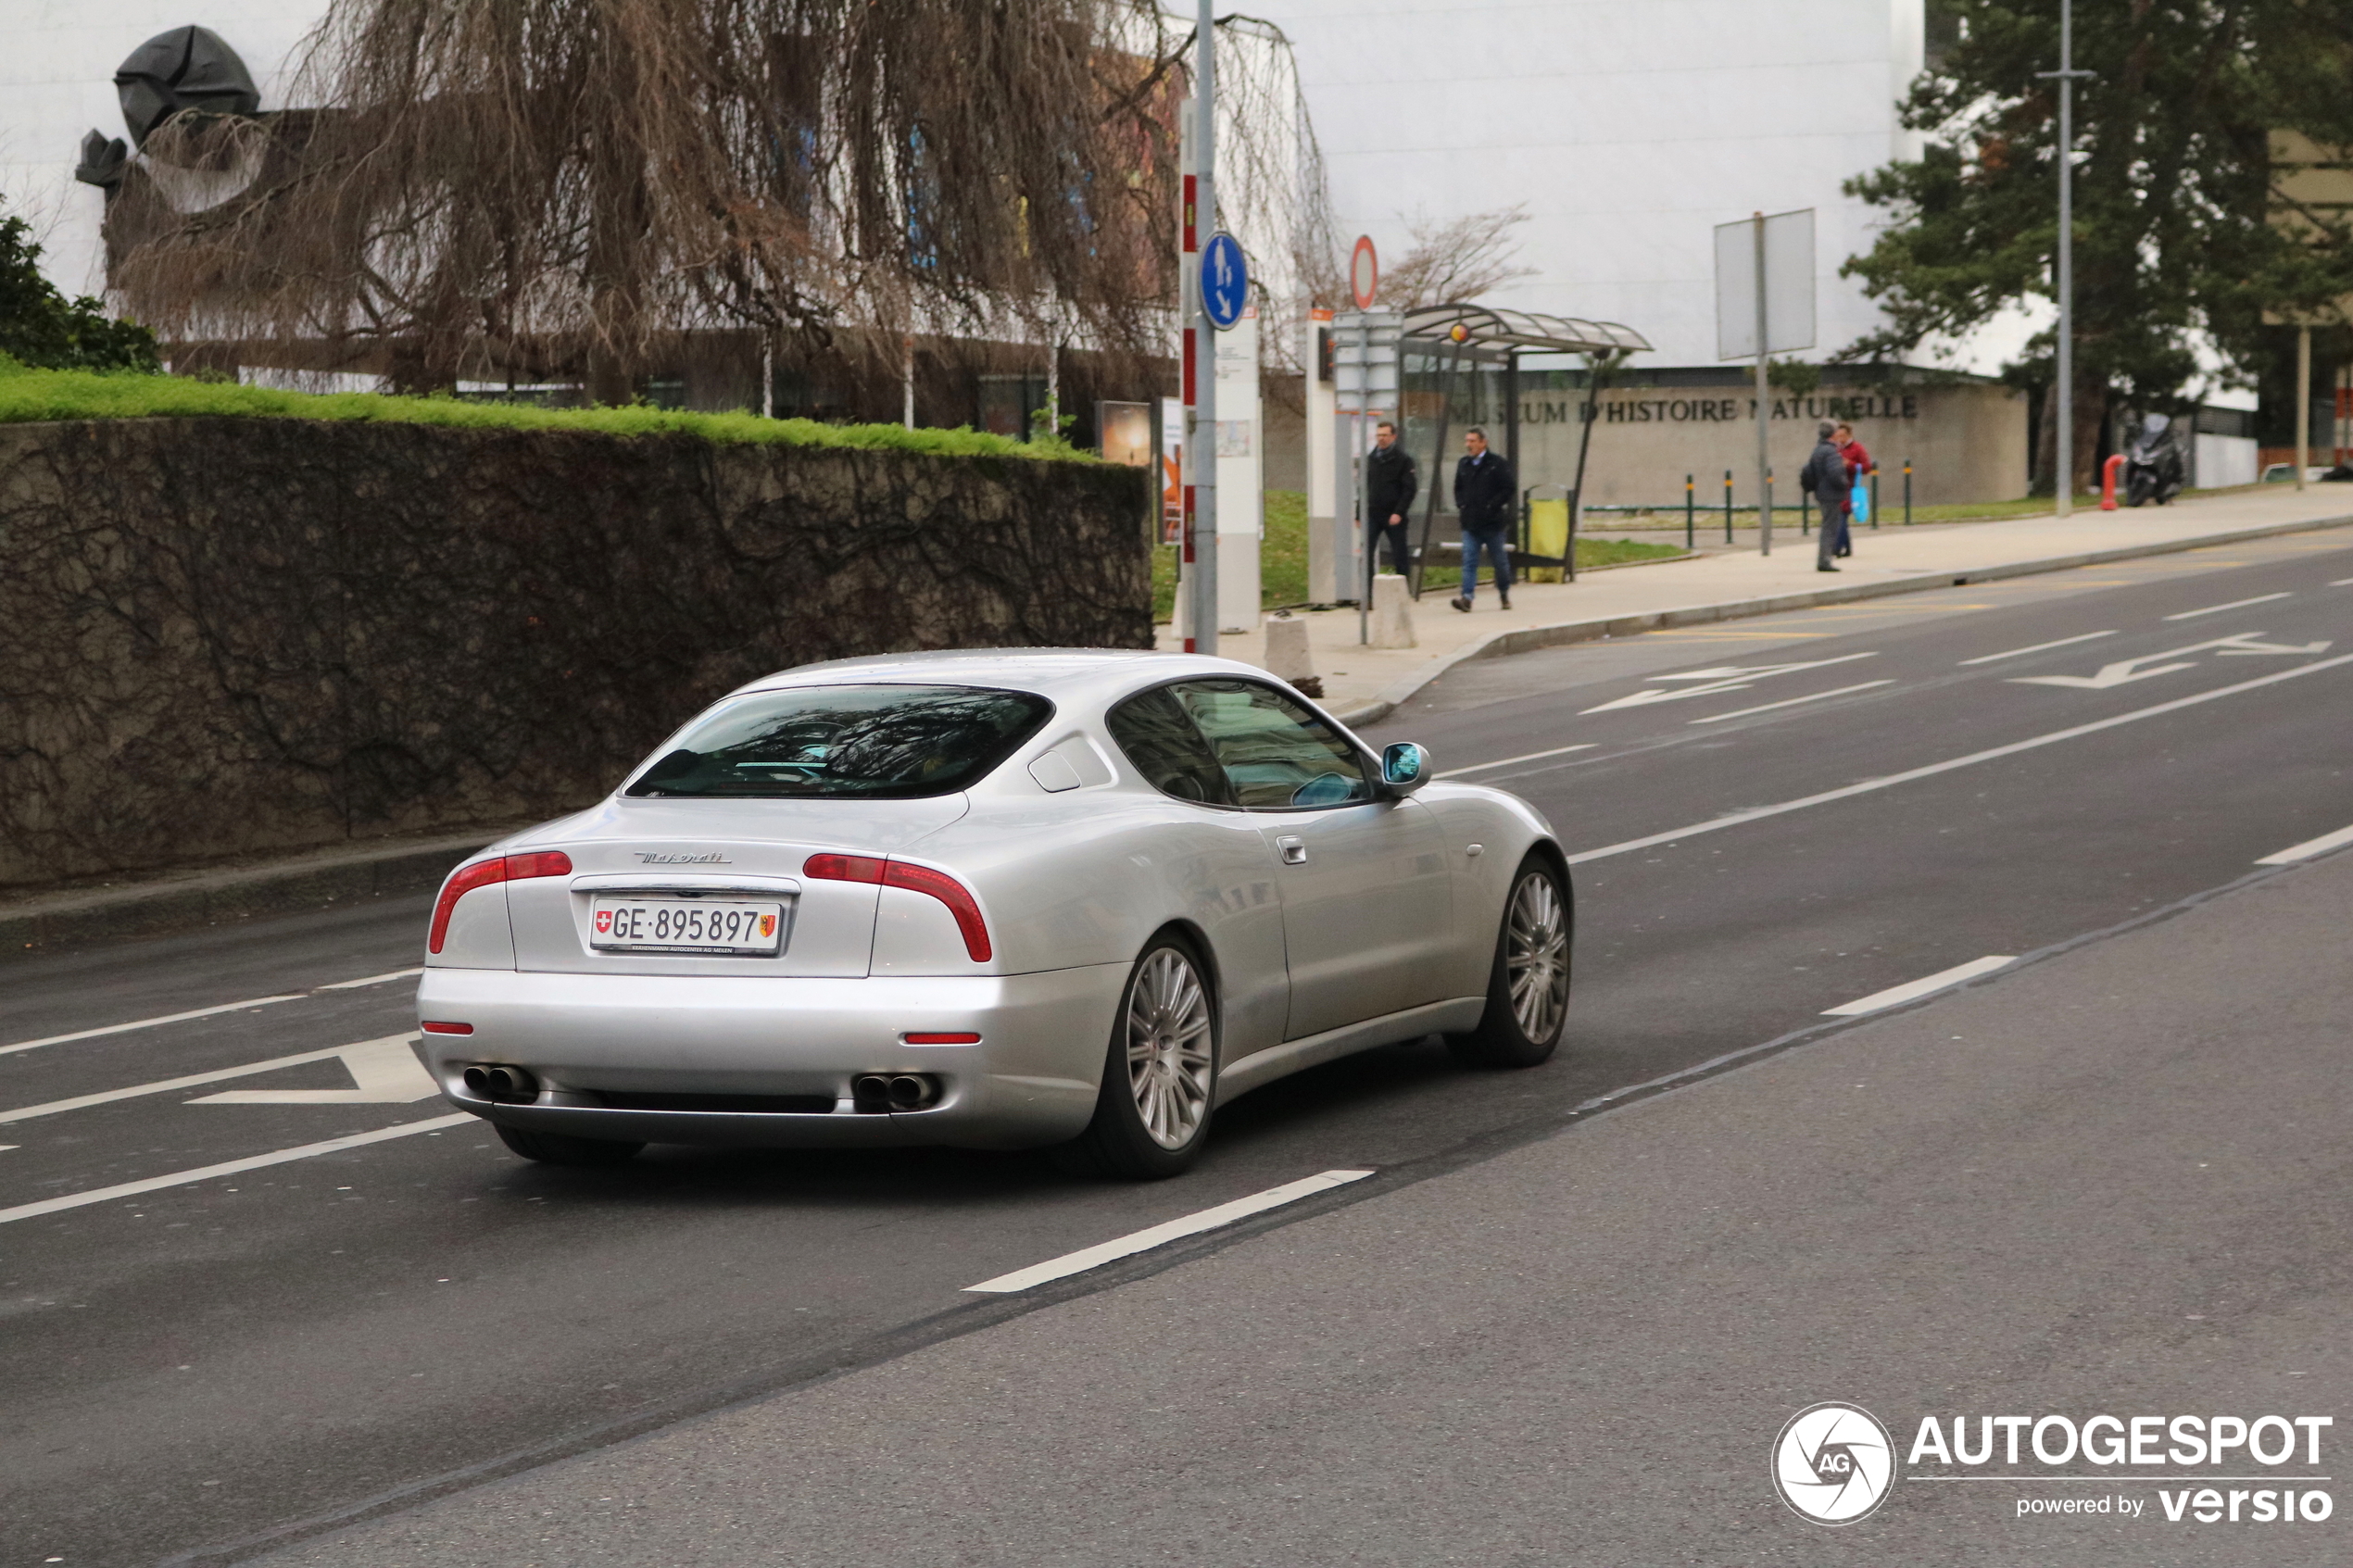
[[189, 1037, 438, 1105], [1823, 956, 2018, 1016], [2332, 577, 2353, 586], [2256, 822, 2353, 865], [964, 1169, 1376, 1294], [1579, 653, 1879, 714], [0, 996, 306, 1060], [1, 966, 432, 1059], [1957, 630, 2116, 666], [0, 1114, 474, 1226], [0, 1035, 431, 1124], [2009, 633, 2328, 691], [1687, 681, 1895, 725], [1441, 744, 1596, 777], [317, 968, 424, 991], [2163, 592, 2292, 621], [1565, 649, 2353, 865]]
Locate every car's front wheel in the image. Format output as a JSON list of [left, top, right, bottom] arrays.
[[494, 1123, 645, 1167], [1073, 935, 1218, 1179], [1449, 854, 1571, 1069]]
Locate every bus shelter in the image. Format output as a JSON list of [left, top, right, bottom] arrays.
[[1398, 304, 1651, 596]]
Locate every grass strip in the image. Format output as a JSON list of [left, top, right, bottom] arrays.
[[0, 358, 1084, 461]]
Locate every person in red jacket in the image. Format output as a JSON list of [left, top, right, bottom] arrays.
[[1833, 420, 1871, 558]]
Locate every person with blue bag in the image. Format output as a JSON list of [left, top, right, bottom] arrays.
[[1835, 420, 1871, 556]]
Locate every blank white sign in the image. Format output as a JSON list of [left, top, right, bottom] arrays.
[[1715, 208, 1817, 360]]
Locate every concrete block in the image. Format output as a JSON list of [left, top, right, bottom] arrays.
[[1264, 611, 1314, 683], [1369, 572, 1417, 648]]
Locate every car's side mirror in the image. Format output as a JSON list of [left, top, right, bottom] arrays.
[[1381, 742, 1430, 795]]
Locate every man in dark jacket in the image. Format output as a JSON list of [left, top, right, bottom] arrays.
[[1363, 420, 1417, 589], [1798, 420, 1850, 572], [1450, 427, 1517, 611]]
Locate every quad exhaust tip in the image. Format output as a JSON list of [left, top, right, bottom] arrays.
[[852, 1073, 940, 1111], [462, 1064, 540, 1103]]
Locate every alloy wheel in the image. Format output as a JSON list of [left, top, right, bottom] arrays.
[[1126, 948, 1214, 1148], [1504, 871, 1570, 1043]]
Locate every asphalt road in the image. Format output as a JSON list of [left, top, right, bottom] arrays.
[[2, 527, 2348, 1565]]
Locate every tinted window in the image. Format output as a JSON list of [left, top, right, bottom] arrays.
[[1106, 687, 1238, 806], [1171, 680, 1370, 809], [625, 684, 1051, 799]]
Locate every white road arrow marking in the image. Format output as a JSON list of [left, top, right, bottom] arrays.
[[2008, 633, 2332, 690], [1580, 652, 1880, 713], [0, 1035, 436, 1124], [189, 1036, 440, 1104]]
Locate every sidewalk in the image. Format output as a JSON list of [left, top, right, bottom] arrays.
[[1160, 484, 2353, 724]]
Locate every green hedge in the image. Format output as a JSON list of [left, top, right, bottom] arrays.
[[0, 357, 1086, 461]]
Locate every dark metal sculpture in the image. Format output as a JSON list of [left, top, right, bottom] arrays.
[[114, 26, 259, 147], [76, 25, 260, 192]]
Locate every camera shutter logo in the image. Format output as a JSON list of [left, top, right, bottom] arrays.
[[1772, 1402, 1897, 1524]]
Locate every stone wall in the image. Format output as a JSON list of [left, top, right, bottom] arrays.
[[1513, 380, 2031, 508], [0, 418, 1151, 890]]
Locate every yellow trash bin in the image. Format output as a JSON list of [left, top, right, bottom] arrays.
[[1525, 497, 1569, 583]]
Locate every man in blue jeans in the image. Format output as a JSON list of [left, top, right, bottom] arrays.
[[1450, 427, 1516, 611]]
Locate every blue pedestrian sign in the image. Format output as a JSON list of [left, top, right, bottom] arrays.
[[1201, 232, 1249, 330]]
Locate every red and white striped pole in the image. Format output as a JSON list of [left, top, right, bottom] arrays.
[[1179, 0, 1218, 654]]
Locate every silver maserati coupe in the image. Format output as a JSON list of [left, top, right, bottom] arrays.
[[416, 649, 1571, 1178]]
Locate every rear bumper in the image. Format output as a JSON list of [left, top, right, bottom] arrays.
[[416, 965, 1126, 1150]]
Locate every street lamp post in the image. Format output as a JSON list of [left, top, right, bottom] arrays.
[[2045, 0, 2088, 516]]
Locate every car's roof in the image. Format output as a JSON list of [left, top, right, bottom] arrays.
[[728, 648, 1267, 707]]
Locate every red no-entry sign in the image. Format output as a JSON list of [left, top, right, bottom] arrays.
[[1351, 235, 1378, 310]]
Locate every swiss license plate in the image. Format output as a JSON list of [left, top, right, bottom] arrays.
[[590, 897, 786, 955]]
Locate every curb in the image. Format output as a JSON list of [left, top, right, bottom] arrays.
[[1331, 510, 2353, 728], [1, 827, 521, 957]]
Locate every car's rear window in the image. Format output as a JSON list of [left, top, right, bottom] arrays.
[[624, 684, 1053, 799]]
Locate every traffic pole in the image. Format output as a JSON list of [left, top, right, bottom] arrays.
[[1753, 212, 1772, 556], [1181, 2, 1219, 653]]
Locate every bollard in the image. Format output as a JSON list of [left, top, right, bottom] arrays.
[[1367, 572, 1417, 649], [1264, 611, 1315, 684], [2100, 453, 2124, 510], [1904, 458, 1913, 525], [1800, 483, 1809, 536], [1723, 468, 1734, 544], [1685, 473, 1695, 551], [1870, 466, 1881, 529]]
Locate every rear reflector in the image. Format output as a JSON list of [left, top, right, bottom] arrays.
[[902, 1032, 982, 1046], [428, 851, 574, 953], [802, 852, 886, 884], [421, 1021, 475, 1035], [801, 852, 991, 962]]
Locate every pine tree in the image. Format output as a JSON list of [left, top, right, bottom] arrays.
[[1842, 2, 2353, 491]]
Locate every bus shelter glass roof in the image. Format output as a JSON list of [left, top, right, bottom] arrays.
[[1401, 304, 1651, 355]]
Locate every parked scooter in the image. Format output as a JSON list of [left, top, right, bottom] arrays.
[[2123, 412, 2186, 507]]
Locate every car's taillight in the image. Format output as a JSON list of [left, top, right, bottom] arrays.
[[803, 853, 991, 962], [882, 862, 991, 962], [428, 851, 573, 954]]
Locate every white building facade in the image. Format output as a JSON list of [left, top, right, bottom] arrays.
[[2, 4, 331, 296]]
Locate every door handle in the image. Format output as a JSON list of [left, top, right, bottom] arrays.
[[1276, 835, 1307, 865]]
